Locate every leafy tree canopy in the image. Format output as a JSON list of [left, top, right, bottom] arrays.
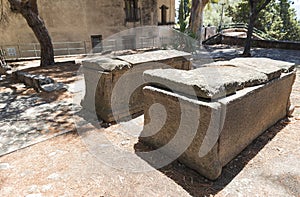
[[203, 0, 238, 27], [226, 0, 300, 41]]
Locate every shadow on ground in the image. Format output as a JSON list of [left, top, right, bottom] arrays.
[[252, 48, 300, 65], [134, 118, 289, 196], [0, 62, 81, 156], [14, 62, 81, 85]]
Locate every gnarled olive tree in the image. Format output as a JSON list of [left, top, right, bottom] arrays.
[[8, 0, 54, 66]]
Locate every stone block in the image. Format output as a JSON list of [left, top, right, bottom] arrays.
[[229, 57, 292, 80], [116, 50, 191, 65], [81, 49, 191, 122], [82, 57, 131, 71], [143, 65, 268, 99], [140, 58, 296, 180], [12, 71, 63, 92]]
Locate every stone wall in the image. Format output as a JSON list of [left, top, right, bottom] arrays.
[[204, 34, 300, 50], [0, 0, 175, 46]]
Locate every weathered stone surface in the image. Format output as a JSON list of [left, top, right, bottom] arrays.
[[229, 57, 290, 80], [143, 65, 268, 99], [200, 62, 269, 88], [141, 86, 223, 180], [12, 71, 62, 92], [40, 83, 66, 92], [144, 69, 237, 99], [140, 58, 296, 180], [218, 72, 296, 166], [82, 57, 130, 71], [116, 50, 191, 65]]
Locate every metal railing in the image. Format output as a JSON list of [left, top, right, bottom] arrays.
[[1, 41, 89, 59], [1, 34, 198, 59], [220, 23, 276, 41]]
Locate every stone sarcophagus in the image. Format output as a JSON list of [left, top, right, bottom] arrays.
[[140, 58, 296, 180], [81, 50, 191, 122]]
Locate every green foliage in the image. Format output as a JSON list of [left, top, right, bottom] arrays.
[[204, 0, 238, 27], [178, 0, 190, 32], [177, 0, 223, 33], [226, 0, 300, 41]]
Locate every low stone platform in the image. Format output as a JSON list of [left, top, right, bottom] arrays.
[[81, 49, 191, 122], [140, 58, 296, 180], [12, 71, 66, 92]]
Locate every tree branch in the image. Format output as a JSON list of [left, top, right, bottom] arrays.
[[0, 0, 4, 21], [8, 0, 22, 13], [28, 0, 38, 15], [8, 0, 38, 14], [257, 0, 272, 13]]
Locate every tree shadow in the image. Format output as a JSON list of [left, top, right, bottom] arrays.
[[19, 61, 81, 84], [251, 48, 300, 65], [203, 45, 300, 65], [0, 71, 80, 156], [134, 118, 289, 196]]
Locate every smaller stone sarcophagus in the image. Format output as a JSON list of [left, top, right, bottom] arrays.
[[81, 49, 191, 122]]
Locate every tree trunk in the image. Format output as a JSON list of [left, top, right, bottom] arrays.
[[21, 6, 55, 66], [242, 0, 272, 56], [190, 0, 200, 34], [198, 2, 204, 45], [189, 0, 209, 42], [242, 15, 255, 57], [8, 0, 54, 67]]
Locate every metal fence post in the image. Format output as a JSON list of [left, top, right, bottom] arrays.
[[67, 42, 70, 55], [17, 45, 21, 58], [84, 41, 87, 54], [33, 43, 38, 57]]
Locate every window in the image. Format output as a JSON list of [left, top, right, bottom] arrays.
[[91, 35, 102, 53], [159, 5, 169, 25], [6, 47, 16, 56], [124, 0, 140, 22]]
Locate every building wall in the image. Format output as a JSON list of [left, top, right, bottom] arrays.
[[0, 0, 173, 46]]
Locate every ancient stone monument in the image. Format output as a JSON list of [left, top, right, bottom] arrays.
[[140, 58, 296, 180], [81, 49, 191, 122]]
